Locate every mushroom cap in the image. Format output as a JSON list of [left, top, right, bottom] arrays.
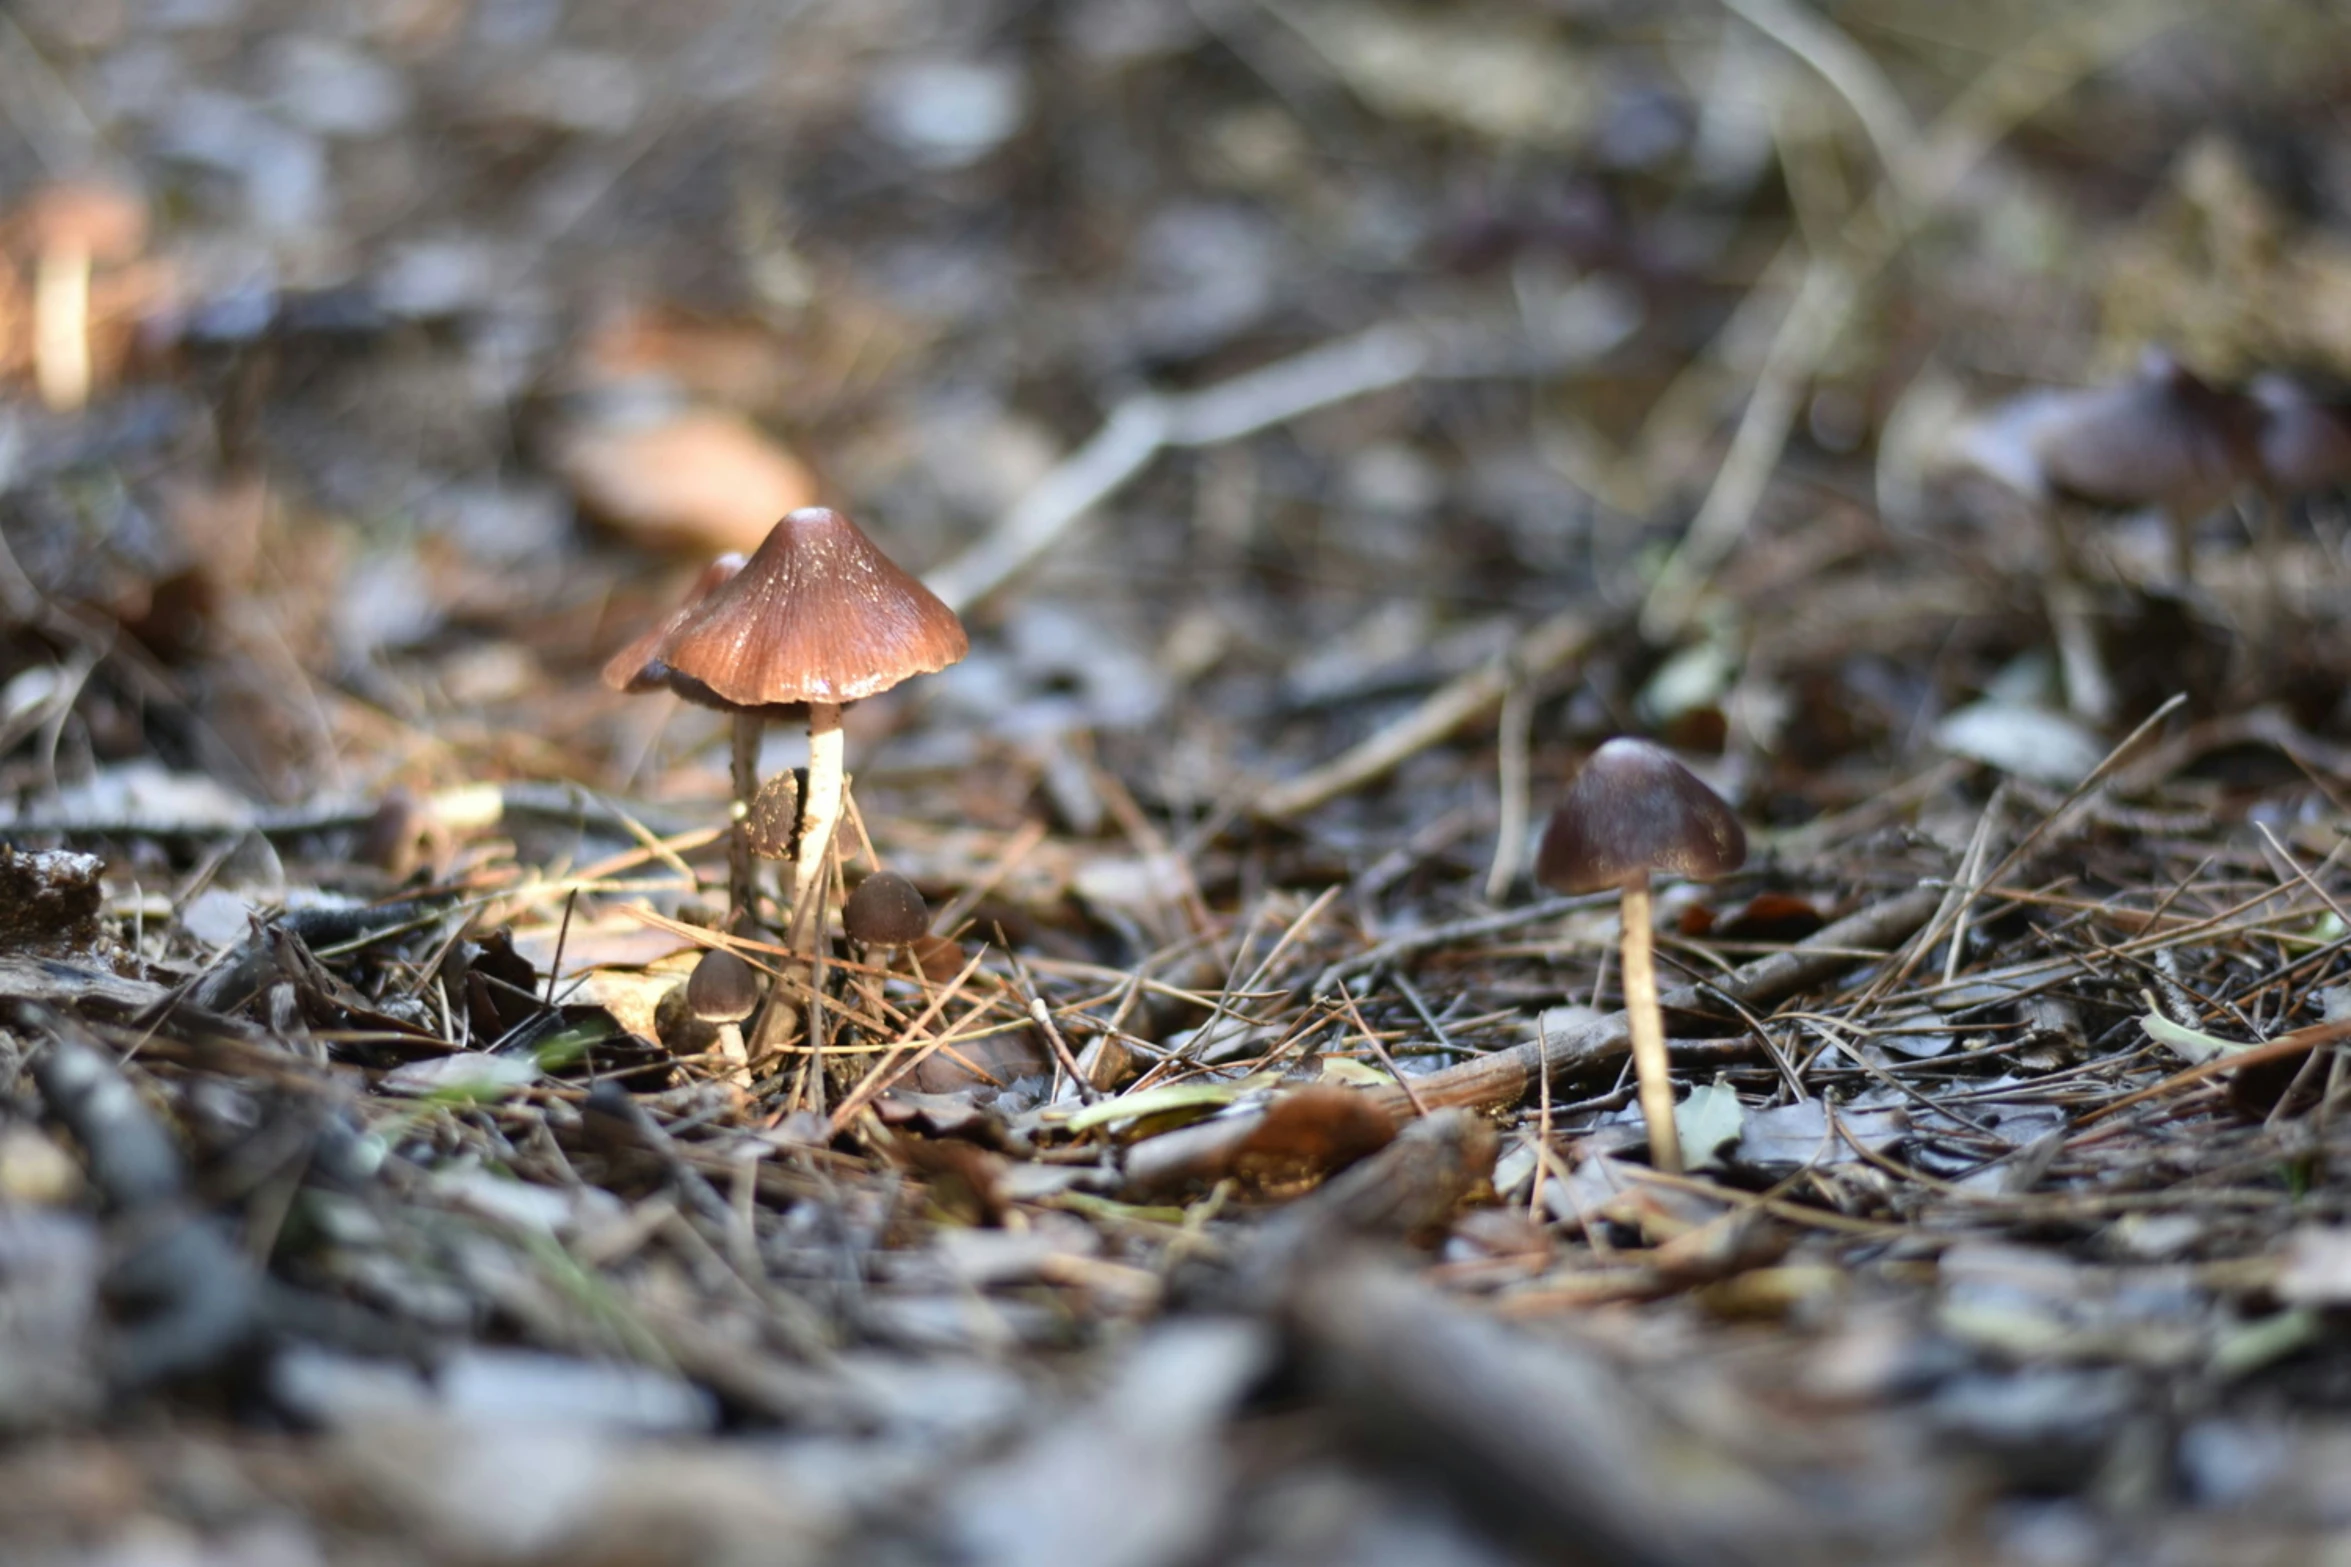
[[843, 870, 929, 947], [18, 181, 148, 262], [641, 507, 967, 709], [602, 552, 747, 694], [1534, 737, 1747, 894], [2251, 372, 2351, 495], [2026, 348, 2259, 515], [685, 947, 761, 1024]]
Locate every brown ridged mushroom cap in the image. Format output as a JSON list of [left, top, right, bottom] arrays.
[[843, 871, 929, 947], [685, 947, 761, 1023], [2026, 349, 2259, 515], [638, 507, 967, 709], [1534, 738, 1747, 895], [2251, 373, 2351, 495], [602, 552, 747, 695]]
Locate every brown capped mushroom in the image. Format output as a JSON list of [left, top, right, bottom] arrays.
[[1953, 348, 2262, 720], [685, 946, 761, 1082], [685, 946, 761, 1023], [1534, 737, 1746, 1174], [1959, 347, 2260, 586], [617, 507, 968, 957], [843, 870, 930, 949], [15, 180, 149, 413]]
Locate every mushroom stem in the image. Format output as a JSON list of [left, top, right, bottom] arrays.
[[33, 240, 93, 413], [789, 702, 845, 954], [728, 712, 762, 925], [2041, 576, 2116, 725], [1617, 872, 1683, 1175]]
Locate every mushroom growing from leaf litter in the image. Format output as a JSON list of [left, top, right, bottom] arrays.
[[1952, 348, 2262, 720], [1957, 346, 2261, 587], [1535, 737, 1746, 1175], [605, 507, 967, 956], [685, 945, 761, 1081], [843, 870, 930, 950]]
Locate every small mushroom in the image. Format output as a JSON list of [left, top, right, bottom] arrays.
[[614, 507, 968, 958], [1534, 738, 1746, 1175], [1953, 349, 2262, 720], [16, 180, 148, 413], [1960, 347, 2261, 586], [843, 870, 930, 950], [685, 946, 762, 1080]]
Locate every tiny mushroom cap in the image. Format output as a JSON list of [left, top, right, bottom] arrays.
[[638, 507, 968, 710], [2027, 347, 2260, 515], [602, 552, 747, 697], [686, 947, 761, 1024], [1955, 348, 2261, 515], [1535, 738, 1747, 895], [843, 871, 930, 947], [2250, 372, 2351, 495]]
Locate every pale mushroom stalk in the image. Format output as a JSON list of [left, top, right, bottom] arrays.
[[788, 702, 845, 953], [1614, 872, 1680, 1174], [1534, 737, 1745, 1178], [32, 238, 92, 413]]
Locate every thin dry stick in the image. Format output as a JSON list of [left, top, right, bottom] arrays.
[[1359, 883, 1944, 1117], [1863, 693, 2185, 1009], [1716, 0, 1924, 205], [825, 945, 993, 1134], [1258, 607, 1595, 820], [1335, 981, 1427, 1117], [2070, 1016, 2351, 1131], [926, 325, 1431, 615], [1942, 783, 2006, 986], [1315, 889, 1616, 994], [1484, 678, 1535, 903]]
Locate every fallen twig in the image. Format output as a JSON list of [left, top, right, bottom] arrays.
[[1255, 606, 1596, 820], [926, 325, 1431, 616]]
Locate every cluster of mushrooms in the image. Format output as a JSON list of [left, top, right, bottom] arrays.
[[600, 351, 2349, 1154], [604, 507, 1747, 1167], [602, 506, 969, 1071]]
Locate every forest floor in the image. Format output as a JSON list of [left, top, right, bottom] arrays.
[[3, 1, 2351, 1563]]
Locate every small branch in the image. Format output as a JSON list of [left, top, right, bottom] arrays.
[[1483, 678, 1535, 903], [1256, 607, 1595, 821], [1313, 890, 1618, 995], [926, 325, 1430, 616]]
